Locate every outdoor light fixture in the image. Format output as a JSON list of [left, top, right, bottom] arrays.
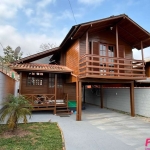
[[110, 27, 113, 30]]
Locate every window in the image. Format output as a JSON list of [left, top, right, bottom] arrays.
[[108, 46, 114, 57], [57, 74, 63, 88], [49, 73, 63, 88], [49, 73, 55, 87], [27, 72, 43, 86]]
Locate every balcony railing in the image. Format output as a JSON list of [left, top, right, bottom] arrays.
[[79, 54, 145, 79]]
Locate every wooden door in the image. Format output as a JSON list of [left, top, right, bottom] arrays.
[[48, 73, 64, 99]]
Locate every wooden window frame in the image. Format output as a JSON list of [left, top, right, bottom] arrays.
[[27, 72, 44, 86]]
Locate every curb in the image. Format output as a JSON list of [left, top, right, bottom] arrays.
[[57, 123, 66, 150]]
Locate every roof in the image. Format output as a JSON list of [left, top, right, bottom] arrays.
[[16, 14, 150, 63], [10, 63, 72, 73], [16, 47, 60, 63], [60, 14, 150, 50]]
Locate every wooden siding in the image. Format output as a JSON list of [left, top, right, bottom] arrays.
[[64, 83, 76, 100], [79, 30, 132, 59], [21, 72, 64, 99], [21, 72, 48, 94], [65, 40, 79, 75]]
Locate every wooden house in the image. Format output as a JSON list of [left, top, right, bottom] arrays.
[[10, 14, 150, 121]]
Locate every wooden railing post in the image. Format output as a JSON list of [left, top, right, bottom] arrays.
[[54, 74, 57, 114], [141, 41, 145, 77]]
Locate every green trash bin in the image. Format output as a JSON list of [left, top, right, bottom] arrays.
[[68, 100, 76, 111]]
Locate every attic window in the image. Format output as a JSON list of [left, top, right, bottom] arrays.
[[27, 72, 44, 86]]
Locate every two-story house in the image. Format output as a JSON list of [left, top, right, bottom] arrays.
[[10, 14, 150, 121]]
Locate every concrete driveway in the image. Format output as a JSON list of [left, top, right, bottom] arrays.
[[27, 104, 150, 150]]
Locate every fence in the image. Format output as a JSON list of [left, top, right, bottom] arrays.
[[0, 56, 18, 80]]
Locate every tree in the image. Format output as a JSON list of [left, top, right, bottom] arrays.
[[3, 46, 23, 64], [0, 94, 32, 131], [39, 43, 57, 52]]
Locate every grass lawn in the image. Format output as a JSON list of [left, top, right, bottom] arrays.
[[0, 122, 63, 150]]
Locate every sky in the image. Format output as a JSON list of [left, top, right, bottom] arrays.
[[0, 0, 150, 59]]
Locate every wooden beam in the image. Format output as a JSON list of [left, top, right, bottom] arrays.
[[78, 81, 82, 121], [130, 81, 135, 117], [54, 73, 57, 114], [100, 85, 103, 108], [79, 78, 133, 83], [133, 37, 150, 47]]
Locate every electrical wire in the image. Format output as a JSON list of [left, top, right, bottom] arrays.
[[67, 0, 77, 24]]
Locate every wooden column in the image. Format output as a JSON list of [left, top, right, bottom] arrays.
[[83, 85, 85, 103], [130, 82, 135, 117], [116, 25, 119, 75], [54, 74, 57, 114], [86, 31, 89, 76], [116, 25, 119, 58], [86, 31, 89, 54], [78, 81, 82, 121], [76, 80, 79, 121], [100, 85, 103, 108], [141, 41, 144, 61], [141, 41, 145, 76], [19, 72, 22, 95]]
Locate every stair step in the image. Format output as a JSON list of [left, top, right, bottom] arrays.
[[56, 107, 68, 109], [56, 109, 70, 112]]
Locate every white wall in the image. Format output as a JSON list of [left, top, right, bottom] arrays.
[[0, 72, 16, 110], [85, 87, 150, 117]]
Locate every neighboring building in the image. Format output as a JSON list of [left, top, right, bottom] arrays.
[[135, 57, 150, 86], [10, 14, 150, 121]]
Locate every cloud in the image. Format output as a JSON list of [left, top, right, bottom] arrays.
[[0, 25, 66, 57], [37, 0, 56, 9], [24, 8, 34, 17], [78, 0, 104, 5], [28, 12, 53, 28], [0, 0, 27, 19]]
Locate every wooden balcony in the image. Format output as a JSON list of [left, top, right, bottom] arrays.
[[79, 54, 145, 80]]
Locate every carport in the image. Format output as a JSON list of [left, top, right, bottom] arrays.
[[76, 79, 135, 121]]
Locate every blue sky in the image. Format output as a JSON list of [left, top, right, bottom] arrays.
[[0, 0, 150, 59]]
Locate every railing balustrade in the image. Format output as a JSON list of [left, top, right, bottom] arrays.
[[79, 54, 145, 79]]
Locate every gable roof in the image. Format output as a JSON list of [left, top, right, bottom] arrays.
[[60, 14, 150, 50], [10, 63, 72, 73], [16, 47, 60, 63], [17, 14, 150, 63]]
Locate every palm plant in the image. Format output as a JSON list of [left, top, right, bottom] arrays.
[[0, 94, 32, 131]]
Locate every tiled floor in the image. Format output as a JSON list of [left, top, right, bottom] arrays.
[[24, 104, 150, 150]]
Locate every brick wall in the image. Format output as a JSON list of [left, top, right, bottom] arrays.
[[85, 88, 150, 117], [0, 72, 16, 110]]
